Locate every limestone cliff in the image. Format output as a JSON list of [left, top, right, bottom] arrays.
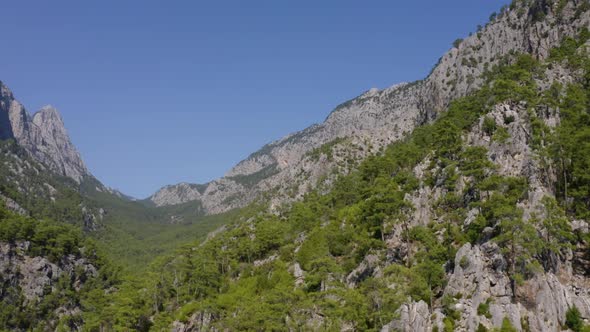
[[150, 0, 590, 217], [0, 82, 89, 183]]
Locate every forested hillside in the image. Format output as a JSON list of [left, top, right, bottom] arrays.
[[88, 23, 590, 330]]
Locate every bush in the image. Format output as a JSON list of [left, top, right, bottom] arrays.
[[477, 323, 488, 332], [482, 116, 497, 135], [477, 299, 492, 319], [501, 318, 517, 332], [492, 127, 510, 143], [459, 256, 469, 269], [566, 306, 584, 332]]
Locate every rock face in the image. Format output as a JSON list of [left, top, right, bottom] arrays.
[[0, 240, 99, 326], [150, 0, 590, 215], [0, 191, 28, 215], [149, 183, 206, 207], [381, 301, 431, 332], [0, 82, 89, 183]]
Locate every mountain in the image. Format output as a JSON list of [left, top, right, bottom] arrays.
[[0, 82, 89, 183], [149, 0, 590, 217], [144, 1, 590, 331], [1, 0, 590, 330]]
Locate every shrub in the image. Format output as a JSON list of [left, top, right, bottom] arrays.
[[477, 299, 492, 318], [477, 323, 488, 332], [501, 317, 517, 332], [482, 116, 497, 135], [492, 127, 510, 143], [460, 256, 469, 269], [566, 306, 584, 332]]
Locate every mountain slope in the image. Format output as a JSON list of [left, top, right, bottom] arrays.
[[0, 82, 89, 183], [0, 201, 118, 331], [145, 18, 590, 330], [150, 0, 590, 217]]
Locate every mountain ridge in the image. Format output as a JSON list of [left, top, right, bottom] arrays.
[[149, 0, 590, 216]]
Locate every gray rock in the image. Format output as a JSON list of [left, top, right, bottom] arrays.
[[381, 300, 431, 332], [0, 191, 28, 215], [149, 0, 590, 217], [346, 254, 381, 287], [0, 83, 89, 183]]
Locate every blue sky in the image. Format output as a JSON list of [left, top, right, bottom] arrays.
[[1, 0, 509, 198]]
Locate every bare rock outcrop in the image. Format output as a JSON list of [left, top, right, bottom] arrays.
[[0, 82, 89, 183], [381, 300, 431, 332]]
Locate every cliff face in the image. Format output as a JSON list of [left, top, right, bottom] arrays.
[[0, 83, 89, 183], [150, 0, 590, 215], [0, 241, 98, 303]]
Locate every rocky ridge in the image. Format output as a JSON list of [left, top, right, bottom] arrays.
[[151, 0, 590, 216]]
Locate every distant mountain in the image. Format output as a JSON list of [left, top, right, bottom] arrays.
[[150, 0, 590, 216]]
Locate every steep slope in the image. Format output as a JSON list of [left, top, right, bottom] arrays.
[[0, 82, 89, 183], [150, 0, 590, 216], [0, 204, 118, 331], [147, 21, 590, 330]]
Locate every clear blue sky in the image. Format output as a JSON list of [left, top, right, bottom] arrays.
[[1, 0, 509, 198]]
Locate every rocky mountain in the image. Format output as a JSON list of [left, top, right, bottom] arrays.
[[166, 30, 590, 332], [150, 0, 590, 216], [1, 0, 590, 330], [0, 81, 89, 184]]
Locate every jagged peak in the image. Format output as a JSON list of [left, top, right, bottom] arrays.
[[0, 81, 14, 99], [33, 105, 64, 123]]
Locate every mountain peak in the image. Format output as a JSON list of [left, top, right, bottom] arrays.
[[32, 105, 66, 134], [37, 104, 61, 116], [0, 84, 89, 183], [0, 81, 14, 100]]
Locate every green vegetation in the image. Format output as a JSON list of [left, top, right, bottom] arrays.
[[0, 204, 118, 331], [0, 140, 91, 226], [0, 7, 589, 331], [477, 299, 492, 319], [565, 305, 590, 332], [567, 306, 584, 332], [72, 35, 588, 330], [499, 318, 517, 332], [227, 163, 280, 188], [306, 137, 349, 162], [482, 116, 497, 136], [79, 41, 590, 330], [538, 28, 590, 218]]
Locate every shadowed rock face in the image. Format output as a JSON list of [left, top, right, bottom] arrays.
[[0, 81, 89, 183], [0, 83, 15, 140], [150, 0, 590, 215]]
